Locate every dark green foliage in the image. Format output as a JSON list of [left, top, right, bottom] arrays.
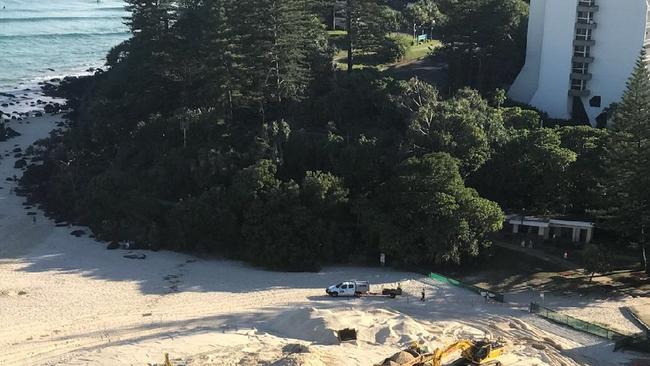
[[583, 244, 612, 281], [438, 0, 528, 91], [469, 129, 576, 213], [23, 1, 557, 272], [341, 0, 393, 70], [558, 126, 608, 214], [501, 106, 542, 130], [356, 152, 503, 265], [402, 0, 442, 37], [404, 87, 505, 175], [379, 34, 412, 63], [603, 53, 650, 273]]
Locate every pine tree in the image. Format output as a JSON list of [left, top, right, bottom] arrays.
[[232, 0, 327, 119], [604, 51, 650, 273], [123, 0, 178, 99], [342, 0, 389, 72]]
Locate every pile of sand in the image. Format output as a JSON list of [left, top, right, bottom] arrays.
[[262, 307, 339, 345]]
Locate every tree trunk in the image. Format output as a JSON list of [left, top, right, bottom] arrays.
[[643, 226, 649, 275], [346, 0, 353, 73]]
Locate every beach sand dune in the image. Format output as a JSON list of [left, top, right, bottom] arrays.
[[1, 114, 649, 366]]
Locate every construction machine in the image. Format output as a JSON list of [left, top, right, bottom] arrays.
[[374, 338, 506, 366]]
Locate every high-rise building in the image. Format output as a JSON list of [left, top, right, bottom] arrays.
[[509, 0, 650, 126]]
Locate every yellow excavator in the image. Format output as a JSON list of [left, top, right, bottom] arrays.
[[375, 339, 506, 366]]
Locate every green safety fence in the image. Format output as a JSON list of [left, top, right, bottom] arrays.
[[429, 273, 505, 303], [530, 302, 625, 340]]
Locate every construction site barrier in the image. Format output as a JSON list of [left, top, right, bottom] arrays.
[[429, 273, 505, 303], [530, 302, 625, 340]]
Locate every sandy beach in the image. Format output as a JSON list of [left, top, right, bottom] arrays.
[[1, 111, 650, 365]]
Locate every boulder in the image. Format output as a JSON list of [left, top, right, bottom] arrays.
[[6, 128, 20, 138], [123, 253, 147, 260], [106, 242, 120, 250], [70, 230, 86, 237], [13, 159, 27, 169]]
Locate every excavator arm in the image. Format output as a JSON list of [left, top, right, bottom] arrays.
[[429, 340, 475, 366]]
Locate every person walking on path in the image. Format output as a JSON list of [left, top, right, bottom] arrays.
[[420, 288, 425, 302]]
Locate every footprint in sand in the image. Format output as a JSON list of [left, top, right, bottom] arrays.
[[163, 273, 184, 293]]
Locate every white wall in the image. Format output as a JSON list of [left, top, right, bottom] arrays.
[[528, 0, 577, 120], [580, 0, 648, 125], [508, 0, 546, 103]]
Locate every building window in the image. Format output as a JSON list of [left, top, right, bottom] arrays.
[[577, 11, 594, 24], [571, 79, 587, 91], [579, 0, 596, 6], [574, 45, 591, 57], [576, 28, 592, 40], [572, 62, 588, 74], [590, 96, 601, 107]]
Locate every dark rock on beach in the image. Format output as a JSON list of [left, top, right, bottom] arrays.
[[106, 242, 120, 250], [14, 159, 27, 169], [124, 253, 147, 260], [70, 230, 86, 237], [44, 104, 57, 114]]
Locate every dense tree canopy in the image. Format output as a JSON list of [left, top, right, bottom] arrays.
[[437, 0, 529, 91], [24, 0, 644, 273], [357, 152, 503, 265]]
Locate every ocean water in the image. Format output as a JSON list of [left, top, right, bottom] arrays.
[[0, 0, 129, 90]]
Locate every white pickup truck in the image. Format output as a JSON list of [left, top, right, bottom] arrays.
[[326, 280, 402, 298]]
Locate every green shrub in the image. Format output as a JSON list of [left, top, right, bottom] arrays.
[[379, 34, 411, 63]]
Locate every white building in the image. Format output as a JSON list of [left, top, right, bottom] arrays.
[[509, 0, 650, 126], [505, 215, 595, 244]]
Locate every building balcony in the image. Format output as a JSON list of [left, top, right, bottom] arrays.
[[569, 89, 591, 97], [572, 56, 594, 63], [574, 39, 596, 46], [571, 72, 592, 80], [576, 19, 598, 27], [577, 5, 599, 12], [576, 22, 597, 30]]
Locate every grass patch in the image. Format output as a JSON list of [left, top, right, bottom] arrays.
[[327, 30, 347, 37], [332, 39, 442, 71]]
